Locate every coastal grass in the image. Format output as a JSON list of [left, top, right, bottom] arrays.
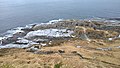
[[54, 62, 62, 68], [0, 64, 15, 68]]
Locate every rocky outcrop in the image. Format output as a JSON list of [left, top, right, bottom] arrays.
[[0, 19, 120, 49], [100, 26, 120, 33], [74, 26, 118, 40]]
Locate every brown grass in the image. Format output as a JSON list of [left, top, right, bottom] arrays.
[[0, 39, 120, 68]]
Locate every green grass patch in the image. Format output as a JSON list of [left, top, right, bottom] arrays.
[[54, 62, 62, 68], [0, 64, 15, 68]]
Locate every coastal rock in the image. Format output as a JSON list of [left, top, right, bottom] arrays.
[[34, 45, 41, 49], [1, 36, 18, 45], [26, 44, 41, 52], [0, 19, 120, 49], [35, 51, 55, 54], [74, 26, 118, 39], [33, 39, 49, 43], [0, 37, 3, 45], [100, 26, 120, 33], [15, 38, 30, 44], [26, 47, 38, 52], [25, 29, 74, 38], [71, 51, 77, 53], [96, 47, 112, 51], [21, 28, 34, 33], [58, 50, 65, 53], [32, 19, 106, 31], [74, 26, 91, 41], [13, 31, 26, 38], [0, 44, 30, 48], [1, 32, 27, 45]]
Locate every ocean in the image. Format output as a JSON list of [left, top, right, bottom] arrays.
[[0, 0, 120, 33]]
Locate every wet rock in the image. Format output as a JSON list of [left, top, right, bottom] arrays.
[[1, 31, 28, 45], [33, 39, 49, 43], [14, 42, 28, 45], [1, 37, 18, 45], [0, 41, 2, 45], [13, 32, 26, 37], [21, 28, 34, 32]]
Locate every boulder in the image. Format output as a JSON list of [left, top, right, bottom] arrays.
[[71, 51, 77, 53], [58, 50, 65, 53], [35, 51, 55, 54], [13, 32, 26, 37], [26, 47, 38, 52], [21, 28, 34, 32], [96, 47, 112, 51], [1, 37, 18, 45]]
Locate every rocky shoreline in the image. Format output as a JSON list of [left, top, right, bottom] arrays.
[[0, 19, 120, 48], [0, 19, 120, 68]]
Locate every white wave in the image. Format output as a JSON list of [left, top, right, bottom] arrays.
[[25, 23, 38, 28], [33, 19, 63, 28], [4, 23, 36, 38], [0, 37, 3, 40], [48, 19, 63, 23], [2, 27, 25, 39], [0, 37, 3, 45], [7, 28, 24, 34]]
